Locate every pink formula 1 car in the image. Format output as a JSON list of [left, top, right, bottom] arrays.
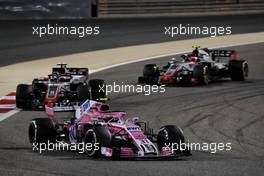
[[28, 100, 191, 159]]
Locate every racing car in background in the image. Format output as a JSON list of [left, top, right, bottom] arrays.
[[28, 100, 191, 159], [138, 48, 249, 86], [16, 63, 106, 111]]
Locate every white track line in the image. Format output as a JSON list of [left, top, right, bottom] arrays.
[[0, 104, 16, 109], [0, 93, 20, 122], [0, 40, 263, 122], [0, 109, 20, 122], [90, 40, 264, 74], [1, 96, 16, 100]]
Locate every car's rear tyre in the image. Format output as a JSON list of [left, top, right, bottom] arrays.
[[16, 84, 32, 109], [83, 126, 112, 157], [143, 64, 159, 85], [88, 79, 106, 101], [193, 65, 209, 85], [138, 76, 145, 84], [229, 60, 248, 81], [77, 85, 90, 102], [157, 125, 190, 155], [28, 118, 57, 144]]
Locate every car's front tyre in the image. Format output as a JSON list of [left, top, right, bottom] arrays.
[[157, 125, 191, 156], [28, 118, 57, 144], [83, 126, 112, 157], [193, 65, 209, 86]]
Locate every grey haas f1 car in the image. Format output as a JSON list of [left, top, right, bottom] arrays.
[[138, 48, 248, 86], [28, 100, 191, 159], [16, 63, 106, 111]]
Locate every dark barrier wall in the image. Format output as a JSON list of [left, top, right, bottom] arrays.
[[0, 0, 264, 19], [0, 0, 96, 19], [98, 0, 264, 17]]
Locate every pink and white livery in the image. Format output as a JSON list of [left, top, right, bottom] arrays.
[[28, 100, 191, 159]]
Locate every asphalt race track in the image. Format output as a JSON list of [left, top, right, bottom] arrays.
[[0, 43, 263, 176], [1, 13, 264, 66]]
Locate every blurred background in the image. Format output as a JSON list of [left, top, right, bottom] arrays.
[[0, 0, 264, 19]]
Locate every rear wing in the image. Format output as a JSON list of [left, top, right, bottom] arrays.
[[68, 68, 88, 76], [210, 50, 237, 60], [45, 100, 101, 115], [52, 67, 89, 76], [45, 103, 79, 123], [75, 100, 98, 119]]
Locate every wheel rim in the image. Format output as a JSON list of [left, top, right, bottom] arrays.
[[242, 62, 249, 79], [84, 130, 97, 156], [157, 129, 169, 150], [203, 66, 209, 85]]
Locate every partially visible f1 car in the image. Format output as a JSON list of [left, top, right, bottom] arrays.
[[138, 48, 249, 86], [16, 63, 106, 111], [28, 100, 191, 159]]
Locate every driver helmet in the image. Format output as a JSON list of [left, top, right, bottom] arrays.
[[169, 57, 176, 64], [50, 74, 58, 83]]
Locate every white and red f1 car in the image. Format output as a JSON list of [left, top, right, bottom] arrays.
[[138, 48, 249, 86], [16, 63, 106, 111]]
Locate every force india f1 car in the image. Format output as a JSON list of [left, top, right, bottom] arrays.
[[16, 63, 106, 111], [28, 100, 191, 159], [138, 48, 249, 86]]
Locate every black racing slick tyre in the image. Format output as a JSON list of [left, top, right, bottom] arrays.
[[229, 60, 248, 81], [157, 125, 190, 156], [16, 84, 32, 109], [143, 64, 158, 76], [83, 126, 112, 157], [88, 79, 106, 101], [28, 118, 57, 144], [143, 64, 159, 85], [77, 85, 90, 102], [193, 65, 209, 85], [138, 76, 145, 84]]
